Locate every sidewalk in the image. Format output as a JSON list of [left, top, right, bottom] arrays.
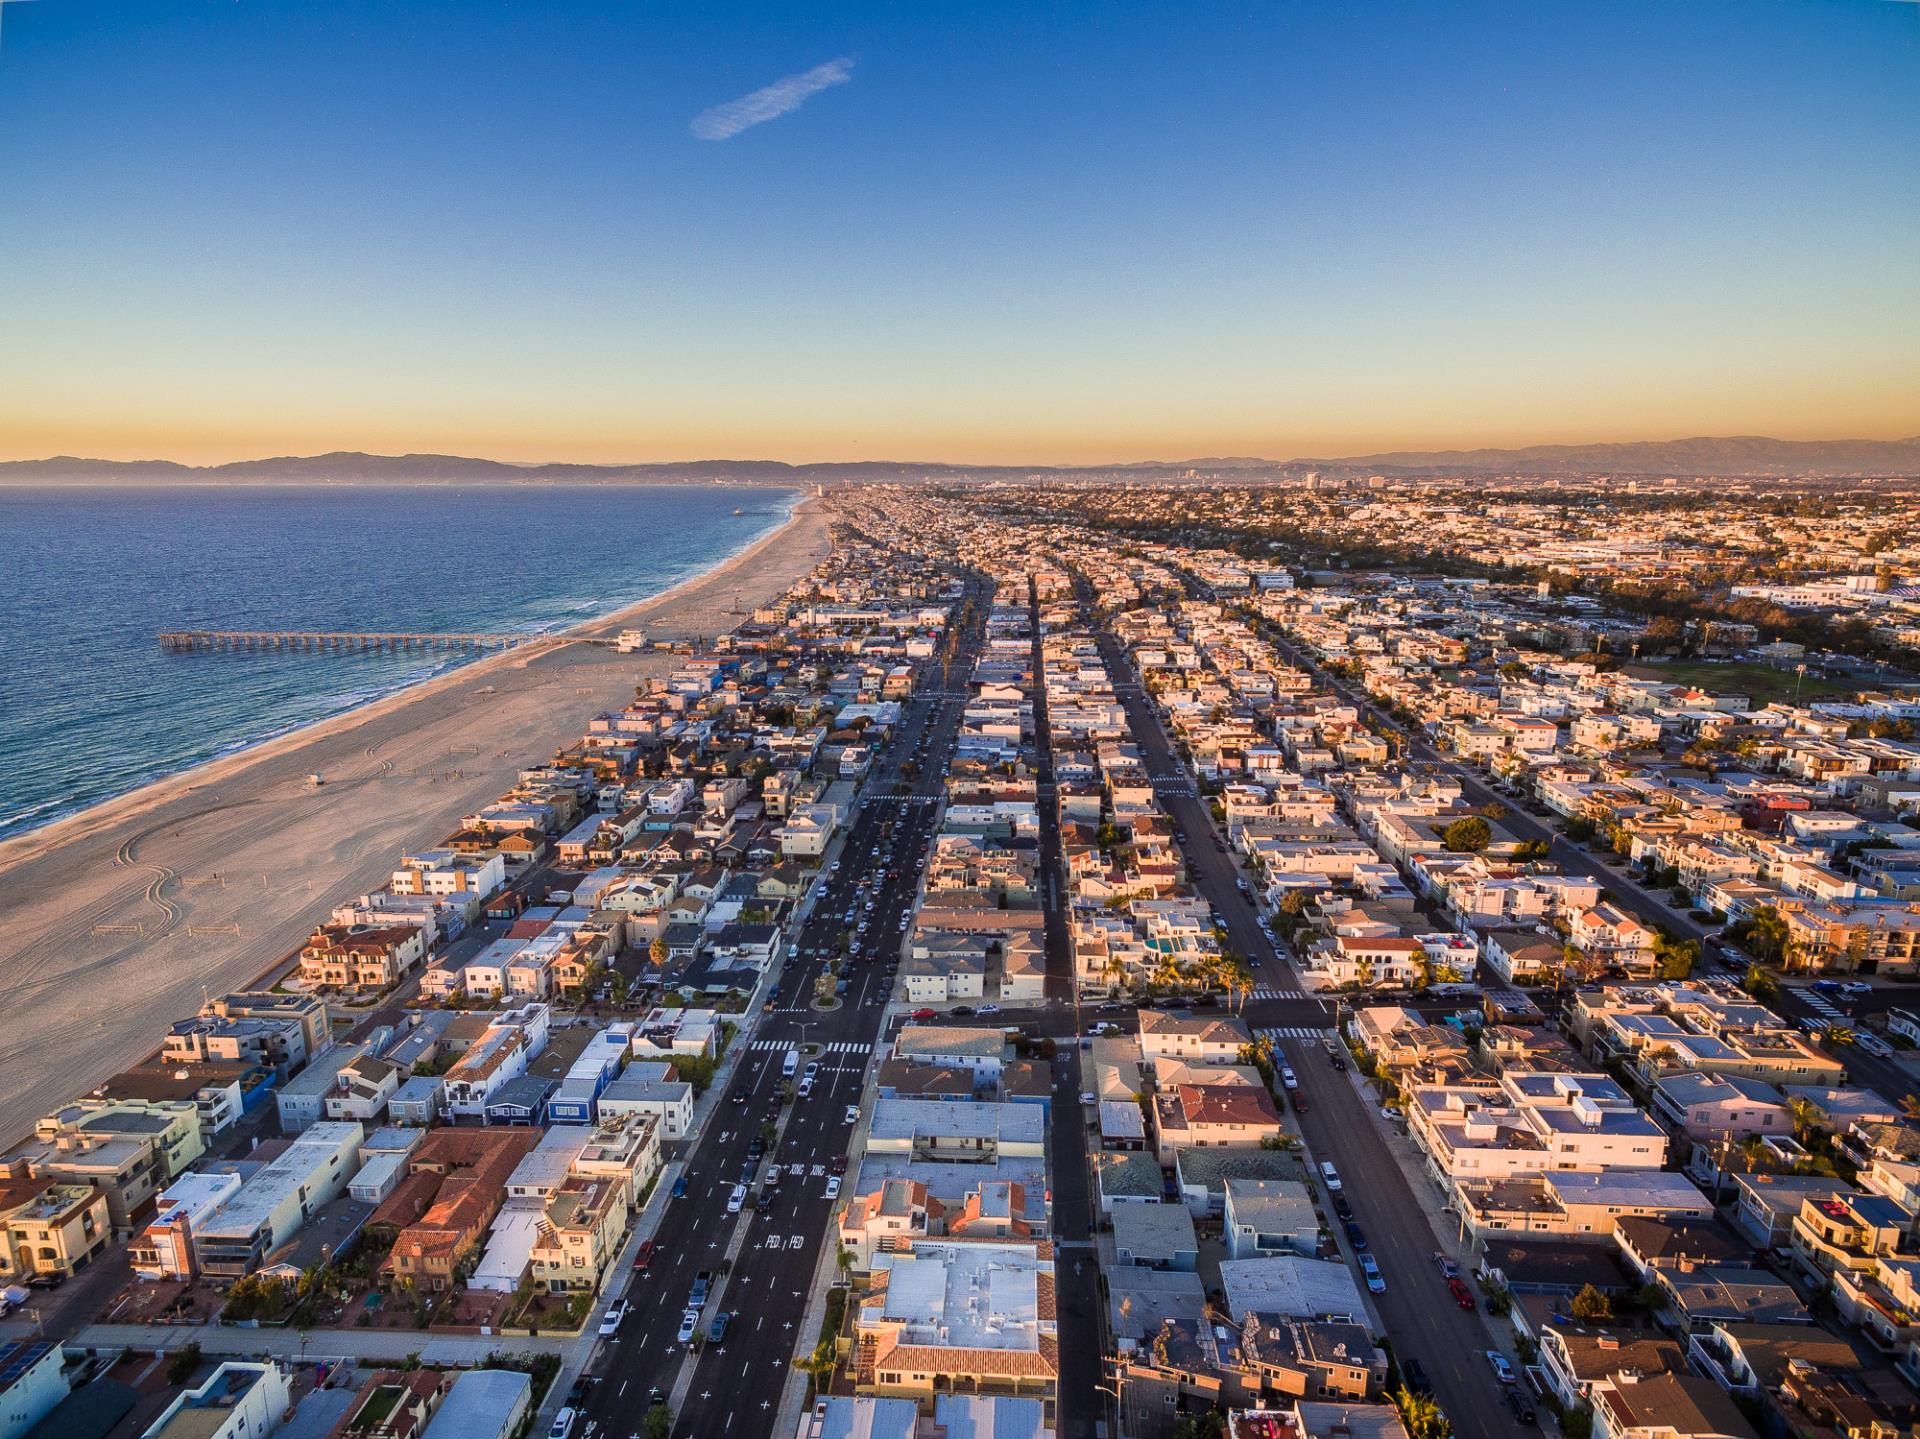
[[50, 1322, 574, 1364]]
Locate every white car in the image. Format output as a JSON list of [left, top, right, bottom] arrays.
[[845, 1104, 861, 1124], [977, 1004, 1001, 1015], [598, 1298, 627, 1335], [727, 1184, 746, 1213], [677, 1309, 700, 1343], [1280, 1067, 1298, 1090], [549, 1408, 577, 1439], [824, 1176, 841, 1199]]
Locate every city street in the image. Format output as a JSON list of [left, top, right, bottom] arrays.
[[571, 576, 990, 1439]]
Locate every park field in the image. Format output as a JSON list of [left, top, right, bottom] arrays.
[[1623, 660, 1856, 706]]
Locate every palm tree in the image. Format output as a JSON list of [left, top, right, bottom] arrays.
[[1220, 955, 1255, 1013]]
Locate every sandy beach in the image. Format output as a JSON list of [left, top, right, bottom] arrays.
[[0, 496, 834, 1147]]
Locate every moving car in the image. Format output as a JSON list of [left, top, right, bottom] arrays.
[[598, 1299, 627, 1335], [824, 1176, 841, 1199], [727, 1184, 747, 1213], [845, 1104, 861, 1125], [708, 1310, 733, 1343], [676, 1309, 700, 1343]]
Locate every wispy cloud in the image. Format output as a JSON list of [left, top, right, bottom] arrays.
[[691, 56, 854, 141]]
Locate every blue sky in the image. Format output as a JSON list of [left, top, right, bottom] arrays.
[[1, 0, 1916, 463]]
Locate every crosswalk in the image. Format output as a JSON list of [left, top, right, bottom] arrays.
[[1247, 987, 1309, 1000], [1788, 985, 1845, 1021], [1254, 1026, 1333, 1042], [746, 1038, 874, 1055]]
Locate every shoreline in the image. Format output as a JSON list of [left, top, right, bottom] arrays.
[[0, 492, 809, 869], [0, 495, 833, 1148]]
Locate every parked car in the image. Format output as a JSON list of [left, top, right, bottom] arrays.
[[549, 1408, 577, 1439], [632, 1239, 655, 1271], [910, 1007, 937, 1020], [1359, 1253, 1385, 1293], [1280, 1067, 1298, 1090], [950, 1005, 975, 1017], [676, 1309, 700, 1343], [1448, 1277, 1476, 1310], [599, 1299, 628, 1335], [845, 1104, 861, 1125], [1401, 1358, 1431, 1394], [690, 1271, 712, 1306], [824, 1176, 841, 1199], [1332, 1194, 1354, 1221], [671, 1177, 688, 1200], [727, 1184, 747, 1213], [1344, 1220, 1368, 1250], [1486, 1350, 1516, 1385], [1506, 1389, 1537, 1424], [1433, 1252, 1459, 1280]]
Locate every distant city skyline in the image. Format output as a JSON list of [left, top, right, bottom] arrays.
[[2, 0, 1917, 464]]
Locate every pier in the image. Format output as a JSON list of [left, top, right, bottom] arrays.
[[158, 630, 566, 654]]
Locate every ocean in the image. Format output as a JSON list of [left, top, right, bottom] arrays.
[[0, 483, 794, 841]]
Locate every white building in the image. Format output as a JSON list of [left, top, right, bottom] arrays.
[[142, 1363, 291, 1439]]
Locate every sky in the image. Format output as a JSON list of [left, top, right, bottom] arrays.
[[1, 0, 1917, 466]]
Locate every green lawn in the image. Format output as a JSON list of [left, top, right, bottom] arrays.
[[1623, 660, 1855, 706]]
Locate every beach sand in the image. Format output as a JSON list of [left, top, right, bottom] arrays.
[[0, 496, 833, 1146]]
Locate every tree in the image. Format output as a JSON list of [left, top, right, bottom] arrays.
[[1393, 1385, 1453, 1439], [1654, 933, 1699, 982], [166, 1343, 203, 1387], [643, 1407, 673, 1439], [1744, 907, 1791, 965], [648, 936, 669, 967], [1570, 1284, 1613, 1321], [1441, 817, 1491, 854]]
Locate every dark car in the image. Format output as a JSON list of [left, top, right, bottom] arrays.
[[1332, 1194, 1354, 1221], [1329, 1054, 1348, 1071], [1505, 1389, 1536, 1425], [1401, 1358, 1430, 1394], [671, 1177, 688, 1200], [950, 1005, 975, 1017], [1344, 1220, 1367, 1249], [708, 1310, 733, 1343]]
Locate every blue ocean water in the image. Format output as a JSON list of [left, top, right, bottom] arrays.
[[0, 483, 794, 840]]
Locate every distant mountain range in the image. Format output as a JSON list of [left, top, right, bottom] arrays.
[[5, 434, 1919, 484]]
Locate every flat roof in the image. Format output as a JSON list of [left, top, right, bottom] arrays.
[[421, 1370, 532, 1439], [874, 1242, 1043, 1352]]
